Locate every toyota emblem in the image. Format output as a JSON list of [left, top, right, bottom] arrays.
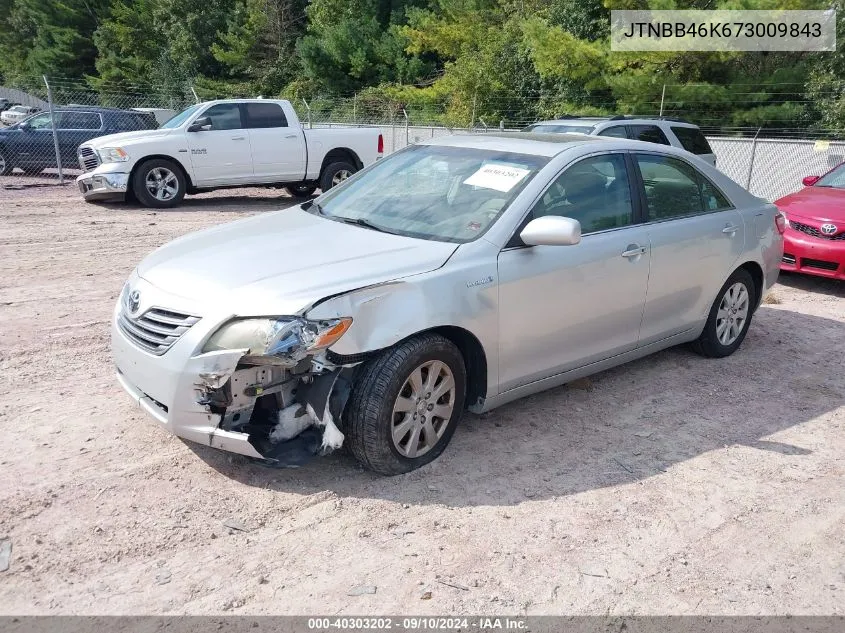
[[820, 223, 838, 235], [128, 289, 141, 314]]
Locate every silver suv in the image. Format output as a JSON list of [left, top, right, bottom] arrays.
[[523, 116, 717, 166]]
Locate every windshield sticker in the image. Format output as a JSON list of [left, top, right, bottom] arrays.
[[463, 163, 531, 192]]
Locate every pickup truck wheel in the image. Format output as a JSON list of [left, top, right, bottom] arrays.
[[132, 159, 186, 208], [345, 334, 466, 475], [285, 183, 317, 198], [319, 161, 356, 192], [0, 149, 11, 176]]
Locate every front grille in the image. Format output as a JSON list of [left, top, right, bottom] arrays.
[[118, 306, 200, 355], [782, 253, 796, 265], [801, 258, 839, 272], [78, 146, 99, 172], [791, 220, 845, 241]]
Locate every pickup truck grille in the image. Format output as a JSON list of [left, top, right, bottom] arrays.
[[118, 306, 200, 355], [78, 147, 99, 172]]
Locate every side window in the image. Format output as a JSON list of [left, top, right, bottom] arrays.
[[671, 126, 713, 155], [629, 125, 670, 145], [597, 125, 627, 138], [200, 104, 243, 130], [532, 154, 633, 234], [700, 177, 732, 211], [25, 113, 54, 130], [59, 112, 102, 130], [635, 154, 704, 220], [244, 102, 288, 128]]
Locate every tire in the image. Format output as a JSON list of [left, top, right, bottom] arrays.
[[692, 268, 756, 358], [319, 160, 356, 193], [0, 149, 11, 176], [284, 183, 318, 198], [132, 158, 186, 209], [345, 334, 467, 475]]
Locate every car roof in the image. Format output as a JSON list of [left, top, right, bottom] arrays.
[[57, 105, 149, 114], [420, 132, 606, 157], [532, 117, 699, 128]]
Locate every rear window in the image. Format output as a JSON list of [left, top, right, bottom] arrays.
[[671, 126, 713, 155], [244, 102, 288, 128]]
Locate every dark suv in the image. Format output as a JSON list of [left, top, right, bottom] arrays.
[[0, 106, 157, 176]]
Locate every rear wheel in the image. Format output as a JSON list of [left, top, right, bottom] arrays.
[[132, 158, 186, 208], [319, 160, 356, 193], [692, 268, 756, 358], [284, 183, 318, 198], [346, 334, 466, 475]]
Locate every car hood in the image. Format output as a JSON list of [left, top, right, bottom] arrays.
[[774, 186, 845, 222], [138, 207, 458, 315], [83, 128, 176, 148]]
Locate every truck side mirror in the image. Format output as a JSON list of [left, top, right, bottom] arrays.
[[188, 116, 212, 132]]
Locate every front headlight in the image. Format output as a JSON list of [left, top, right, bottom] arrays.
[[97, 147, 130, 163], [202, 316, 353, 357]]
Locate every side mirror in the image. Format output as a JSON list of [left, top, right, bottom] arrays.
[[187, 116, 212, 132], [520, 216, 581, 247], [802, 175, 820, 187]]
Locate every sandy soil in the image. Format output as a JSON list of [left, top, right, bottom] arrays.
[[0, 180, 843, 616]]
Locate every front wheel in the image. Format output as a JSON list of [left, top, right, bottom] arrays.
[[319, 161, 356, 193], [692, 268, 756, 358], [345, 334, 466, 475], [132, 158, 186, 208], [0, 149, 11, 176]]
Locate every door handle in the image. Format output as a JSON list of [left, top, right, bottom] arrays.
[[231, 136, 245, 141], [722, 224, 738, 234], [284, 134, 297, 139], [621, 245, 647, 258]]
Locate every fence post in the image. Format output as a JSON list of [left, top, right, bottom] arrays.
[[190, 86, 200, 104], [745, 127, 761, 191], [301, 98, 312, 129], [659, 84, 666, 117], [353, 93, 357, 125], [403, 108, 409, 146], [471, 90, 477, 128], [42, 76, 63, 185]]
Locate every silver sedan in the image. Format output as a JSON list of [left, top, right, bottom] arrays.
[[112, 133, 784, 474]]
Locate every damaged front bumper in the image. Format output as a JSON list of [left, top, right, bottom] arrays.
[[111, 281, 359, 467], [77, 168, 129, 201]]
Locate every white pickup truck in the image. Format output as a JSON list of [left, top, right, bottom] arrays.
[[75, 99, 384, 208]]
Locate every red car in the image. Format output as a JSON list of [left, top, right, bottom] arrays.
[[775, 162, 845, 280]]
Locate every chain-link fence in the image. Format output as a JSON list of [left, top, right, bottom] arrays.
[[2, 76, 844, 203]]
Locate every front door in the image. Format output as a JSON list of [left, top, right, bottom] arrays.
[[186, 103, 253, 185], [632, 152, 745, 345], [497, 152, 651, 392]]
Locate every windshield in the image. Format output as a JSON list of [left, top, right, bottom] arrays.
[[815, 163, 845, 189], [522, 123, 595, 135], [310, 144, 548, 243], [160, 104, 202, 129]]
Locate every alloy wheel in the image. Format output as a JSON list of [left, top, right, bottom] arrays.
[[331, 169, 351, 187], [716, 282, 750, 346], [145, 167, 179, 201], [391, 360, 456, 458]]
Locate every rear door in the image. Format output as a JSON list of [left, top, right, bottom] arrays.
[[243, 102, 305, 181], [186, 103, 253, 185], [633, 152, 744, 345]]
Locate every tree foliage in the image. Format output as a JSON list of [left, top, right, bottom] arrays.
[[0, 0, 842, 131]]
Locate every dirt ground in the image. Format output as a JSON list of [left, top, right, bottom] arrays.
[[1, 179, 844, 616]]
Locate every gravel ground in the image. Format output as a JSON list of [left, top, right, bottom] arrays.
[[1, 180, 844, 615]]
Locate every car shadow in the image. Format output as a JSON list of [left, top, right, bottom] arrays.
[[186, 304, 844, 507], [777, 271, 845, 298], [99, 194, 307, 214]]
